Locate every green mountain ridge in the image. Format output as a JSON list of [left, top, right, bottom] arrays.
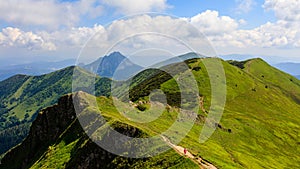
[[0, 66, 111, 155], [1, 57, 299, 168]]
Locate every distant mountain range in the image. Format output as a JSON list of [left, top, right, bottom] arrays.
[[84, 52, 143, 80], [220, 54, 258, 61], [152, 52, 204, 68], [1, 53, 299, 81], [0, 52, 205, 82], [0, 52, 143, 82], [0, 59, 76, 81], [274, 62, 300, 79]]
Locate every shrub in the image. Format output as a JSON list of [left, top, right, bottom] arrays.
[[136, 104, 147, 111]]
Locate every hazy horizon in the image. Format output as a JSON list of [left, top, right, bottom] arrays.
[[0, 0, 299, 67]]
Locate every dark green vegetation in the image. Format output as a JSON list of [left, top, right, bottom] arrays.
[[227, 60, 247, 69], [0, 66, 111, 155], [1, 57, 300, 168], [127, 60, 196, 108]]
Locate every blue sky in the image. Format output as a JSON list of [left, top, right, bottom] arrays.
[[75, 0, 276, 29], [165, 0, 275, 29], [0, 0, 299, 66]]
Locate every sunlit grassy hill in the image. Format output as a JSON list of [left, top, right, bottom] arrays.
[[1, 57, 299, 168]]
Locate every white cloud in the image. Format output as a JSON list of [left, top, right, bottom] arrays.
[[108, 11, 300, 51], [190, 10, 239, 35], [1, 8, 300, 58], [181, 7, 299, 50], [264, 0, 300, 21], [0, 27, 56, 50], [236, 0, 256, 13], [0, 0, 170, 29], [210, 0, 300, 49], [102, 0, 169, 14], [51, 24, 106, 47], [207, 20, 299, 48], [0, 0, 103, 29], [106, 15, 198, 41], [0, 24, 108, 52], [75, 15, 213, 60]]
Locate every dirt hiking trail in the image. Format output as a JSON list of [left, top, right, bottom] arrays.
[[161, 136, 217, 169]]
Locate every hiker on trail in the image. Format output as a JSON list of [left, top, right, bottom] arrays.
[[184, 148, 187, 155]]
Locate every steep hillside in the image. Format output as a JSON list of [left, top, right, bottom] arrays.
[[111, 57, 300, 168], [0, 93, 197, 169], [0, 67, 111, 155], [1, 57, 300, 168], [243, 58, 300, 102]]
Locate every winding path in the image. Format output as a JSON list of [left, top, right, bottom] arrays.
[[161, 136, 217, 169]]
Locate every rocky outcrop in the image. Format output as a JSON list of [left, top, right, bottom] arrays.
[[0, 94, 76, 169], [0, 93, 146, 169]]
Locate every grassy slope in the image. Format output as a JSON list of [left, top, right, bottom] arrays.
[[28, 95, 197, 169], [29, 58, 300, 168], [181, 58, 300, 168], [108, 58, 300, 168]]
